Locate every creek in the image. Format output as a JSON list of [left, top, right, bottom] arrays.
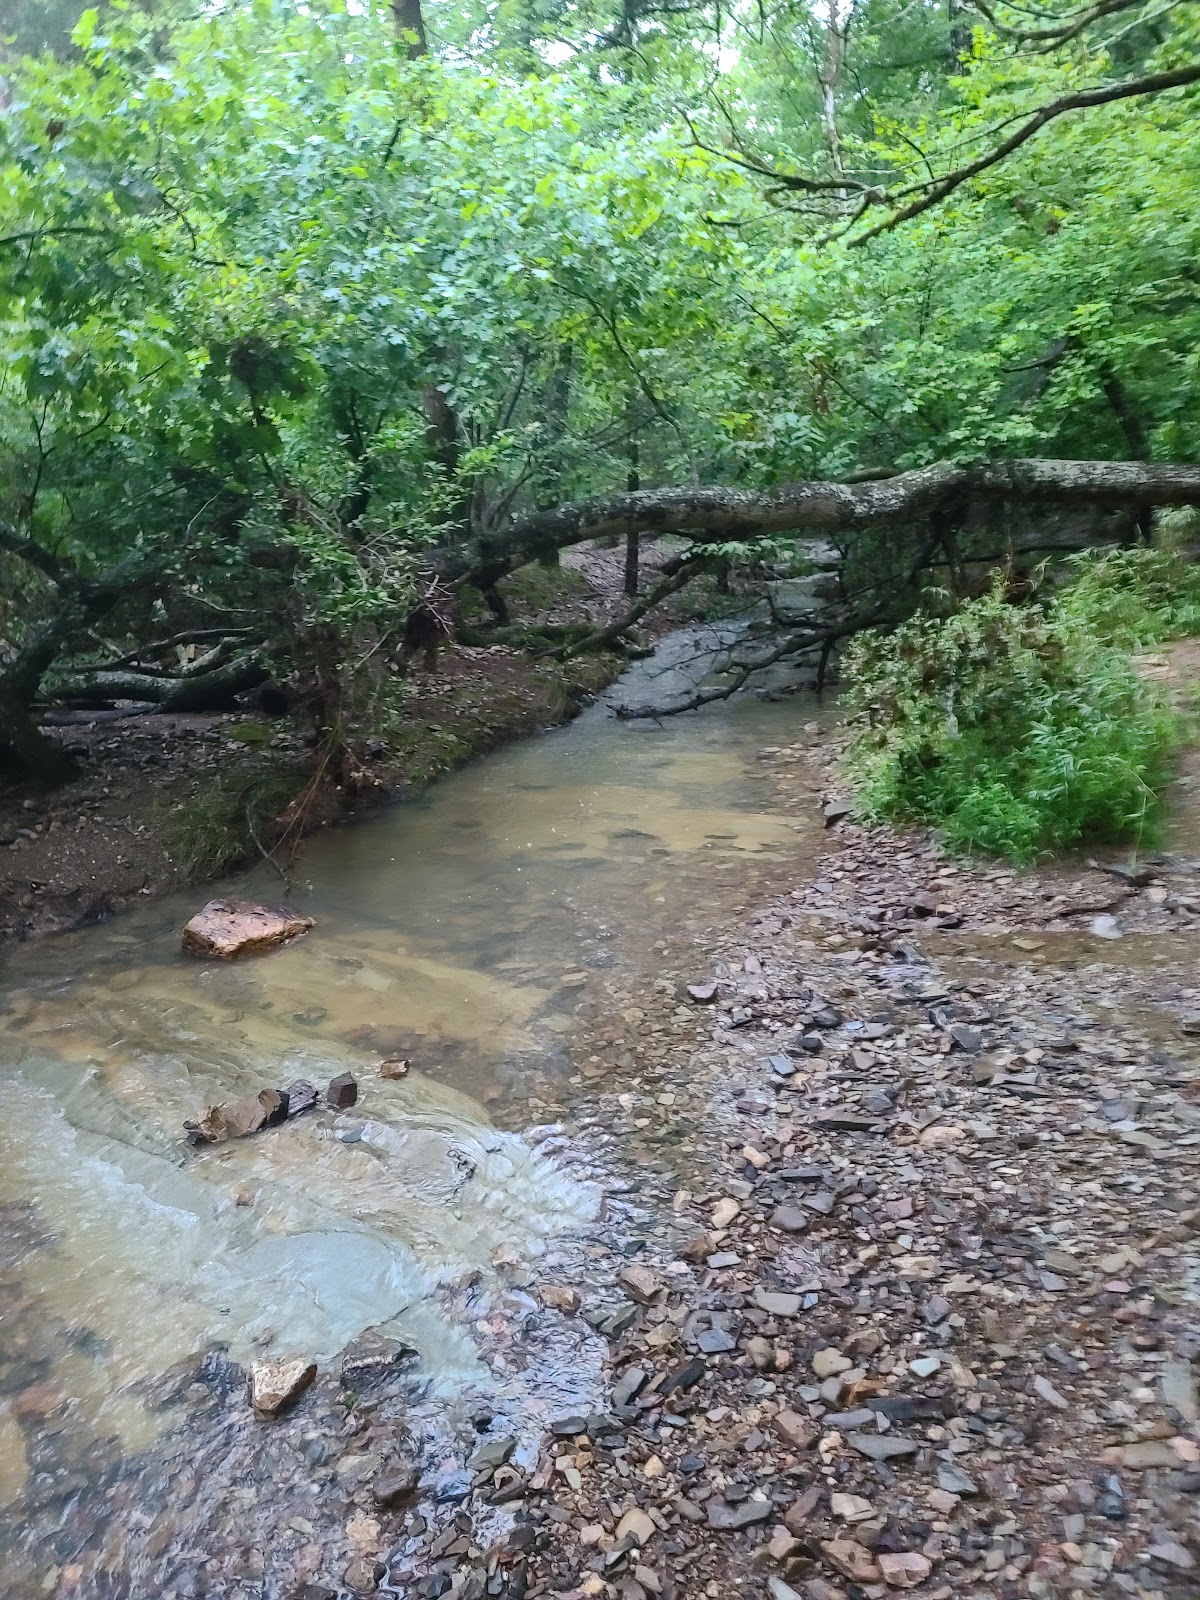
[[0, 630, 834, 1598]]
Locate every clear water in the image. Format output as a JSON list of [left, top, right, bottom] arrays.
[[0, 632, 833, 1596]]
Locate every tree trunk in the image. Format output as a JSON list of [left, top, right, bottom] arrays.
[[0, 692, 77, 785], [439, 458, 1200, 591], [51, 654, 267, 712], [392, 0, 427, 56], [624, 437, 640, 597]]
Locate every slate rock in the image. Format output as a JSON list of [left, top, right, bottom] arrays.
[[848, 1432, 919, 1461], [754, 1289, 802, 1317], [706, 1496, 772, 1530], [769, 1205, 809, 1234], [327, 1072, 358, 1110]]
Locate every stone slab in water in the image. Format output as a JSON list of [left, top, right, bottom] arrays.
[[181, 899, 314, 958]]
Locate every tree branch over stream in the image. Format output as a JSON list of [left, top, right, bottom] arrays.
[[444, 459, 1200, 592]]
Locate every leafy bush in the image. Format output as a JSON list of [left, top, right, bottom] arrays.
[[843, 577, 1183, 862]]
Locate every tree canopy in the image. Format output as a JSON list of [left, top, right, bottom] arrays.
[[0, 0, 1197, 778]]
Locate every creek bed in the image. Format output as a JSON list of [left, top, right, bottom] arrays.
[[0, 632, 835, 1598]]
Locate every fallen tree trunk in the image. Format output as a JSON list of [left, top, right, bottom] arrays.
[[50, 653, 267, 712], [444, 459, 1200, 590]]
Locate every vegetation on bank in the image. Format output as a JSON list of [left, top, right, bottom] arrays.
[[844, 549, 1200, 862]]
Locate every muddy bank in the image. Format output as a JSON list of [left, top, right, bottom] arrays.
[[0, 543, 690, 952]]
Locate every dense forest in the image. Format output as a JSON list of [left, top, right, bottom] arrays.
[[1, 0, 1199, 855]]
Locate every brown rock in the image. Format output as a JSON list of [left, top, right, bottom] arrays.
[[618, 1263, 664, 1304], [540, 1283, 582, 1314], [774, 1409, 817, 1450], [372, 1462, 419, 1507], [821, 1538, 881, 1584], [342, 1555, 384, 1593], [784, 1485, 825, 1531], [327, 1072, 358, 1110], [249, 1357, 316, 1417], [878, 1552, 932, 1589], [181, 899, 313, 959], [379, 1056, 410, 1079]]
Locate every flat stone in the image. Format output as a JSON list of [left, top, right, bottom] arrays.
[[285, 1079, 319, 1116], [812, 1347, 852, 1378], [774, 1409, 817, 1450], [250, 1357, 316, 1417], [830, 1492, 875, 1522], [612, 1366, 648, 1408], [848, 1432, 919, 1461], [949, 1023, 982, 1053], [695, 1326, 736, 1354], [1118, 1440, 1180, 1469], [755, 1288, 802, 1317], [686, 981, 719, 1003], [813, 1112, 882, 1133], [706, 1495, 772, 1530], [372, 1462, 419, 1506], [937, 1463, 980, 1495], [1034, 1374, 1069, 1410], [182, 899, 313, 958], [769, 1206, 809, 1233], [803, 1190, 837, 1215], [616, 1507, 655, 1545], [910, 1355, 941, 1377], [469, 1434, 515, 1472], [877, 1551, 933, 1589], [821, 1538, 881, 1583], [539, 1283, 582, 1314], [1146, 1541, 1195, 1571], [707, 1251, 740, 1269]]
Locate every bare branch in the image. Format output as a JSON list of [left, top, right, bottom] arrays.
[[848, 64, 1200, 245]]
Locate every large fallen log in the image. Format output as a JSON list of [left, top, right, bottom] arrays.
[[50, 653, 267, 712], [443, 460, 1200, 591]]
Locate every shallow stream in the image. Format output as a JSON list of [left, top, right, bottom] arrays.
[[0, 631, 833, 1597]]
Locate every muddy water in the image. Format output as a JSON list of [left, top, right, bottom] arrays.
[[0, 633, 832, 1597]]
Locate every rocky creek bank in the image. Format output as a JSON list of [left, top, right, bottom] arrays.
[[367, 756, 1200, 1599]]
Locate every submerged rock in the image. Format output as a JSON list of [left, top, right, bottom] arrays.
[[181, 899, 314, 959]]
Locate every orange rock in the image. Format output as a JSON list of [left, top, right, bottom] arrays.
[[181, 899, 314, 959]]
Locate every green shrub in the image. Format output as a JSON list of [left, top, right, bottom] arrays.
[[1055, 547, 1200, 648], [843, 580, 1181, 863]]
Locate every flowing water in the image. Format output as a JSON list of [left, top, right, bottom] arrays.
[[0, 631, 834, 1598]]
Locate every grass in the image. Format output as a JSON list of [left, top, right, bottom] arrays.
[[842, 549, 1200, 864], [168, 766, 305, 879]]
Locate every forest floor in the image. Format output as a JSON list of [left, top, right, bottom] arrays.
[[0, 541, 693, 950]]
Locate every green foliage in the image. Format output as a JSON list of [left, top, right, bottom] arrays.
[[1056, 547, 1200, 648], [843, 577, 1184, 862]]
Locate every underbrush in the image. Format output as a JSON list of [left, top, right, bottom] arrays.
[[168, 766, 306, 880], [843, 549, 1199, 863]]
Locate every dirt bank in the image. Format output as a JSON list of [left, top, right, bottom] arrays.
[[0, 543, 689, 951]]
